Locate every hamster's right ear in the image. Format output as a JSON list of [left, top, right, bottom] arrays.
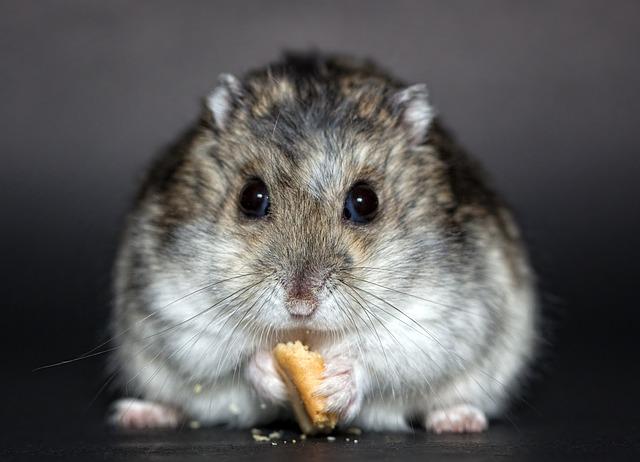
[[391, 84, 434, 146], [205, 74, 244, 131]]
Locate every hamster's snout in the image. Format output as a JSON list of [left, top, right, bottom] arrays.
[[283, 268, 326, 317]]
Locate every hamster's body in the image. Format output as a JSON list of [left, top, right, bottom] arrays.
[[109, 54, 537, 433]]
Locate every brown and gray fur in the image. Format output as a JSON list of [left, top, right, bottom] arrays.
[[109, 53, 537, 432]]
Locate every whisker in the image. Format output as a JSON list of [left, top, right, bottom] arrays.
[[337, 284, 407, 399], [327, 286, 368, 362], [346, 265, 448, 285], [32, 272, 260, 372], [212, 282, 276, 382], [338, 280, 436, 395], [233, 285, 279, 389], [191, 277, 271, 366], [123, 277, 268, 413], [334, 284, 392, 383], [40, 274, 265, 393], [343, 273, 493, 322], [327, 285, 384, 401], [84, 370, 119, 412], [344, 280, 533, 425]]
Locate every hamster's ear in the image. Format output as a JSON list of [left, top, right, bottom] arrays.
[[391, 84, 434, 145], [205, 74, 244, 131]]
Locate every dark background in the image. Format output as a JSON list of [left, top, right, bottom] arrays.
[[1, 1, 639, 460]]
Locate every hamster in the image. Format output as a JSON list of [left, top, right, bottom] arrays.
[[108, 53, 537, 433]]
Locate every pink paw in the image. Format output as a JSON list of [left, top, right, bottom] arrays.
[[315, 354, 362, 421], [109, 398, 182, 429], [426, 404, 488, 434], [245, 350, 288, 404]]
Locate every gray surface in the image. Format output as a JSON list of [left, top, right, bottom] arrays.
[[3, 365, 639, 461]]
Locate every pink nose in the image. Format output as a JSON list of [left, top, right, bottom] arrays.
[[285, 277, 319, 317]]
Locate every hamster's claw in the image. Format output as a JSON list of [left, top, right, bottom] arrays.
[[109, 398, 183, 429], [245, 350, 288, 404], [425, 404, 488, 433]]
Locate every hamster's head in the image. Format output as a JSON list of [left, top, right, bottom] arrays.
[[141, 55, 477, 338]]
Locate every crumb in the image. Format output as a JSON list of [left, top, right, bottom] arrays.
[[292, 439, 297, 444], [252, 434, 270, 442], [228, 402, 240, 415], [193, 383, 202, 394], [268, 431, 282, 439], [326, 436, 336, 442], [347, 427, 362, 435], [354, 439, 359, 444], [300, 434, 307, 440], [346, 437, 350, 442], [271, 441, 278, 446], [188, 420, 200, 429]]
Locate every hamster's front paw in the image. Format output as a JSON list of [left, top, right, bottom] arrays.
[[109, 398, 183, 429], [425, 404, 488, 433], [245, 350, 288, 404], [316, 354, 363, 422]]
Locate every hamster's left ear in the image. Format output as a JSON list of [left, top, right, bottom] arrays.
[[391, 84, 434, 145], [205, 74, 244, 131]]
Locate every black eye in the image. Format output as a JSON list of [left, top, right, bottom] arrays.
[[343, 182, 379, 224], [239, 178, 270, 219]]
